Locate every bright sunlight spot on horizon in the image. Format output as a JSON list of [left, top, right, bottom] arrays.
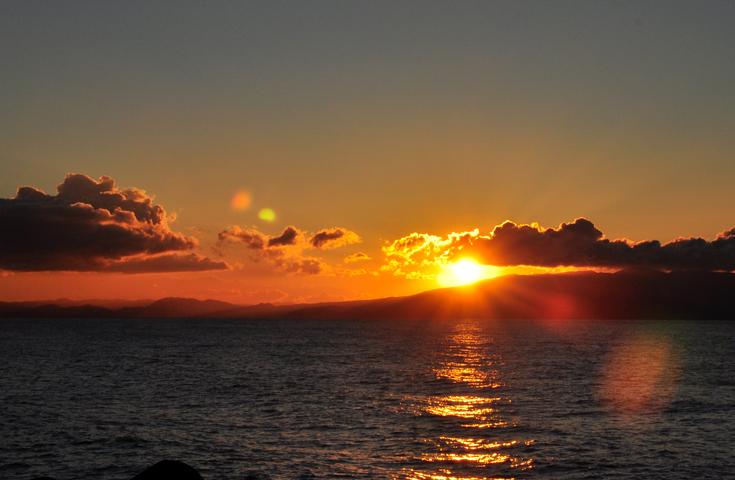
[[437, 259, 500, 287]]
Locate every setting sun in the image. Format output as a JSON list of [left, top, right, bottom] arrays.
[[437, 259, 499, 287]]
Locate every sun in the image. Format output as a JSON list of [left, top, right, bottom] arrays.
[[437, 259, 499, 287]]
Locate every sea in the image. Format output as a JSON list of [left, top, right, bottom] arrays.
[[1, 317, 733, 479]]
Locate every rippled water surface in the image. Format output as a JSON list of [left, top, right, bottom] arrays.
[[1, 318, 734, 479]]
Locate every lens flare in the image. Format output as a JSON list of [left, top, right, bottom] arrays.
[[230, 190, 252, 211], [598, 332, 680, 421], [258, 208, 276, 222]]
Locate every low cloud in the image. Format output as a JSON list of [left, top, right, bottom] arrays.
[[219, 225, 319, 274], [218, 225, 305, 250], [384, 218, 735, 276], [310, 227, 360, 249], [219, 224, 359, 275], [344, 252, 371, 263], [0, 174, 226, 272], [104, 253, 228, 273], [217, 226, 267, 249], [277, 257, 324, 275], [268, 226, 302, 247]]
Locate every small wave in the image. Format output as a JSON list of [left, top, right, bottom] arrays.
[[113, 435, 149, 445], [241, 471, 272, 480], [0, 462, 30, 471]]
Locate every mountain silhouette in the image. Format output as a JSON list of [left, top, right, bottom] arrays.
[[2, 271, 734, 320]]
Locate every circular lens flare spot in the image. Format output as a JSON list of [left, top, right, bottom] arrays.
[[598, 332, 680, 421], [230, 190, 252, 211], [258, 208, 276, 222]]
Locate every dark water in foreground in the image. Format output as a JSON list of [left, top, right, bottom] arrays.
[[1, 318, 734, 479]]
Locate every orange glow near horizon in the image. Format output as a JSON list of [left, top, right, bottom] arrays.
[[437, 259, 500, 287]]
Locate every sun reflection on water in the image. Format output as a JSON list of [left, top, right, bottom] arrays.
[[398, 321, 534, 479], [424, 395, 501, 420], [403, 470, 516, 480]]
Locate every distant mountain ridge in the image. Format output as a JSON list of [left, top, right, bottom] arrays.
[[0, 296, 243, 319], [2, 271, 735, 320]]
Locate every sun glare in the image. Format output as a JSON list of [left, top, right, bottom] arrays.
[[438, 259, 498, 287]]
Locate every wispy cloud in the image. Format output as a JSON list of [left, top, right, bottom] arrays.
[[344, 252, 371, 263]]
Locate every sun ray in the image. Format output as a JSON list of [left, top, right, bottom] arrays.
[[437, 259, 500, 287]]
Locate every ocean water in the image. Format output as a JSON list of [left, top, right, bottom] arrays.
[[1, 318, 733, 480]]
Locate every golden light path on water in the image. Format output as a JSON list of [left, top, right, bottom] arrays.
[[398, 322, 534, 480]]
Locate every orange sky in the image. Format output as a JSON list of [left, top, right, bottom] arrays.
[[1, 3, 734, 303], [0, 174, 732, 303]]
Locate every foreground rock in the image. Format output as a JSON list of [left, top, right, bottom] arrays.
[[131, 460, 203, 480]]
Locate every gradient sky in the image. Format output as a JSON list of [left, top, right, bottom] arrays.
[[1, 1, 734, 302]]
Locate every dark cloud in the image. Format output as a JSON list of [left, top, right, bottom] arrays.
[[268, 226, 301, 247], [0, 174, 226, 272], [384, 218, 735, 273], [310, 227, 360, 249], [467, 218, 735, 271], [218, 226, 303, 249], [97, 253, 228, 273], [218, 226, 267, 250]]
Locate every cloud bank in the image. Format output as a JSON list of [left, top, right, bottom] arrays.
[[384, 218, 735, 276], [0, 174, 227, 272]]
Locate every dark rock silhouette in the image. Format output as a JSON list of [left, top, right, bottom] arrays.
[[131, 460, 203, 480]]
